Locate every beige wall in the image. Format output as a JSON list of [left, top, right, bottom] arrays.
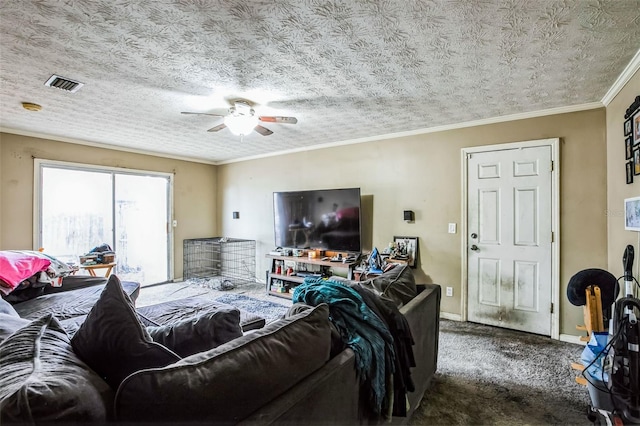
[[0, 133, 218, 279], [0, 106, 610, 336], [218, 108, 608, 336], [607, 69, 640, 281]]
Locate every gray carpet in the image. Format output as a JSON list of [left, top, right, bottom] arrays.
[[409, 320, 591, 426], [136, 281, 292, 308], [215, 293, 289, 323]]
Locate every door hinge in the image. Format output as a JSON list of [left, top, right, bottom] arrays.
[[551, 232, 554, 243], [550, 161, 554, 172], [550, 303, 554, 314]]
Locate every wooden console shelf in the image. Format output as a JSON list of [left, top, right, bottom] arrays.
[[266, 253, 357, 299]]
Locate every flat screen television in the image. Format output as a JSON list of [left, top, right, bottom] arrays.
[[273, 187, 361, 252]]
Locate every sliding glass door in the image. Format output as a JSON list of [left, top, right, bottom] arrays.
[[113, 174, 169, 284], [37, 161, 172, 285]]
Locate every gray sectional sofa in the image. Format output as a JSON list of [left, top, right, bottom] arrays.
[[0, 266, 441, 425]]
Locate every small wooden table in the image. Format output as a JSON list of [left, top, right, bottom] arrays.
[[80, 262, 116, 277]]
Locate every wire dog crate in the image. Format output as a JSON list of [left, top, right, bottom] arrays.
[[183, 237, 256, 287]]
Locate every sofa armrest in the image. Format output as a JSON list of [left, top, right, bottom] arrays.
[[240, 349, 361, 425], [399, 283, 441, 419]]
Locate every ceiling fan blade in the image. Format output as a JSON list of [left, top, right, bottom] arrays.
[[259, 116, 298, 124], [254, 125, 273, 136], [207, 123, 227, 132], [181, 111, 225, 117]]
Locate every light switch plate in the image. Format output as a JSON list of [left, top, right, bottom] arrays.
[[448, 223, 456, 234]]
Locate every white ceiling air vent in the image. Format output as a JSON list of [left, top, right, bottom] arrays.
[[44, 75, 84, 93]]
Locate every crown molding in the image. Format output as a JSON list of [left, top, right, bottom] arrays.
[[601, 48, 640, 106], [2, 100, 606, 166], [0, 127, 217, 165], [219, 101, 603, 164]]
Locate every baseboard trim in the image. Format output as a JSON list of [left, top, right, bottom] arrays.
[[439, 317, 589, 344], [440, 312, 462, 321], [559, 334, 586, 345]]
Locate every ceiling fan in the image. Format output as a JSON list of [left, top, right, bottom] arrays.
[[181, 100, 297, 136]]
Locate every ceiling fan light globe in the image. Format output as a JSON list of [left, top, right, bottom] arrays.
[[224, 114, 259, 136]]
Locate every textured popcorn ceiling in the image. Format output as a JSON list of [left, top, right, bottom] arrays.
[[0, 0, 639, 164]]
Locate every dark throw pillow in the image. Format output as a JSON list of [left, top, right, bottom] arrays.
[[115, 303, 332, 424], [0, 314, 113, 423], [71, 275, 180, 389], [146, 306, 243, 357], [370, 264, 417, 307]]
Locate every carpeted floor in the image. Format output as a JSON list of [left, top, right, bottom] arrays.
[[135, 280, 292, 308], [409, 320, 591, 426], [214, 293, 289, 323]]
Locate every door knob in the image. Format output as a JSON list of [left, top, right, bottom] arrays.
[[470, 233, 477, 239], [470, 244, 479, 251]]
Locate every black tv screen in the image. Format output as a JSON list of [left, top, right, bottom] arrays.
[[273, 188, 361, 252]]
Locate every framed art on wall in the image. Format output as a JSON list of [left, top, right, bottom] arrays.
[[392, 236, 418, 268], [634, 109, 640, 146], [625, 196, 640, 232], [624, 96, 640, 183]]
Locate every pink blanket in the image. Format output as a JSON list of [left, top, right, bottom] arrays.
[[0, 250, 52, 291]]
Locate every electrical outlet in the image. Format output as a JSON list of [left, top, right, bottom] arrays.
[[446, 287, 453, 297], [448, 223, 456, 234]]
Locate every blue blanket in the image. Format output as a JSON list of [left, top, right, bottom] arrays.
[[293, 278, 395, 413]]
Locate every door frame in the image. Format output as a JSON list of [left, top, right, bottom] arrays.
[[461, 138, 560, 339], [33, 159, 175, 282]]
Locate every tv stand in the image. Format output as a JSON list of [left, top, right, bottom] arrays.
[[265, 252, 357, 299]]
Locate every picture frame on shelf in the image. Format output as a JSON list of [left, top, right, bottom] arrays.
[[626, 136, 633, 159], [635, 148, 640, 176], [624, 196, 640, 232], [392, 236, 418, 268], [625, 118, 633, 136], [626, 161, 633, 184], [634, 109, 640, 145]]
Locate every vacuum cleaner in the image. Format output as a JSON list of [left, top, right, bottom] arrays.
[[606, 245, 640, 423]]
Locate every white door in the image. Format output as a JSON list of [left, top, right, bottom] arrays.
[[466, 145, 553, 336]]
